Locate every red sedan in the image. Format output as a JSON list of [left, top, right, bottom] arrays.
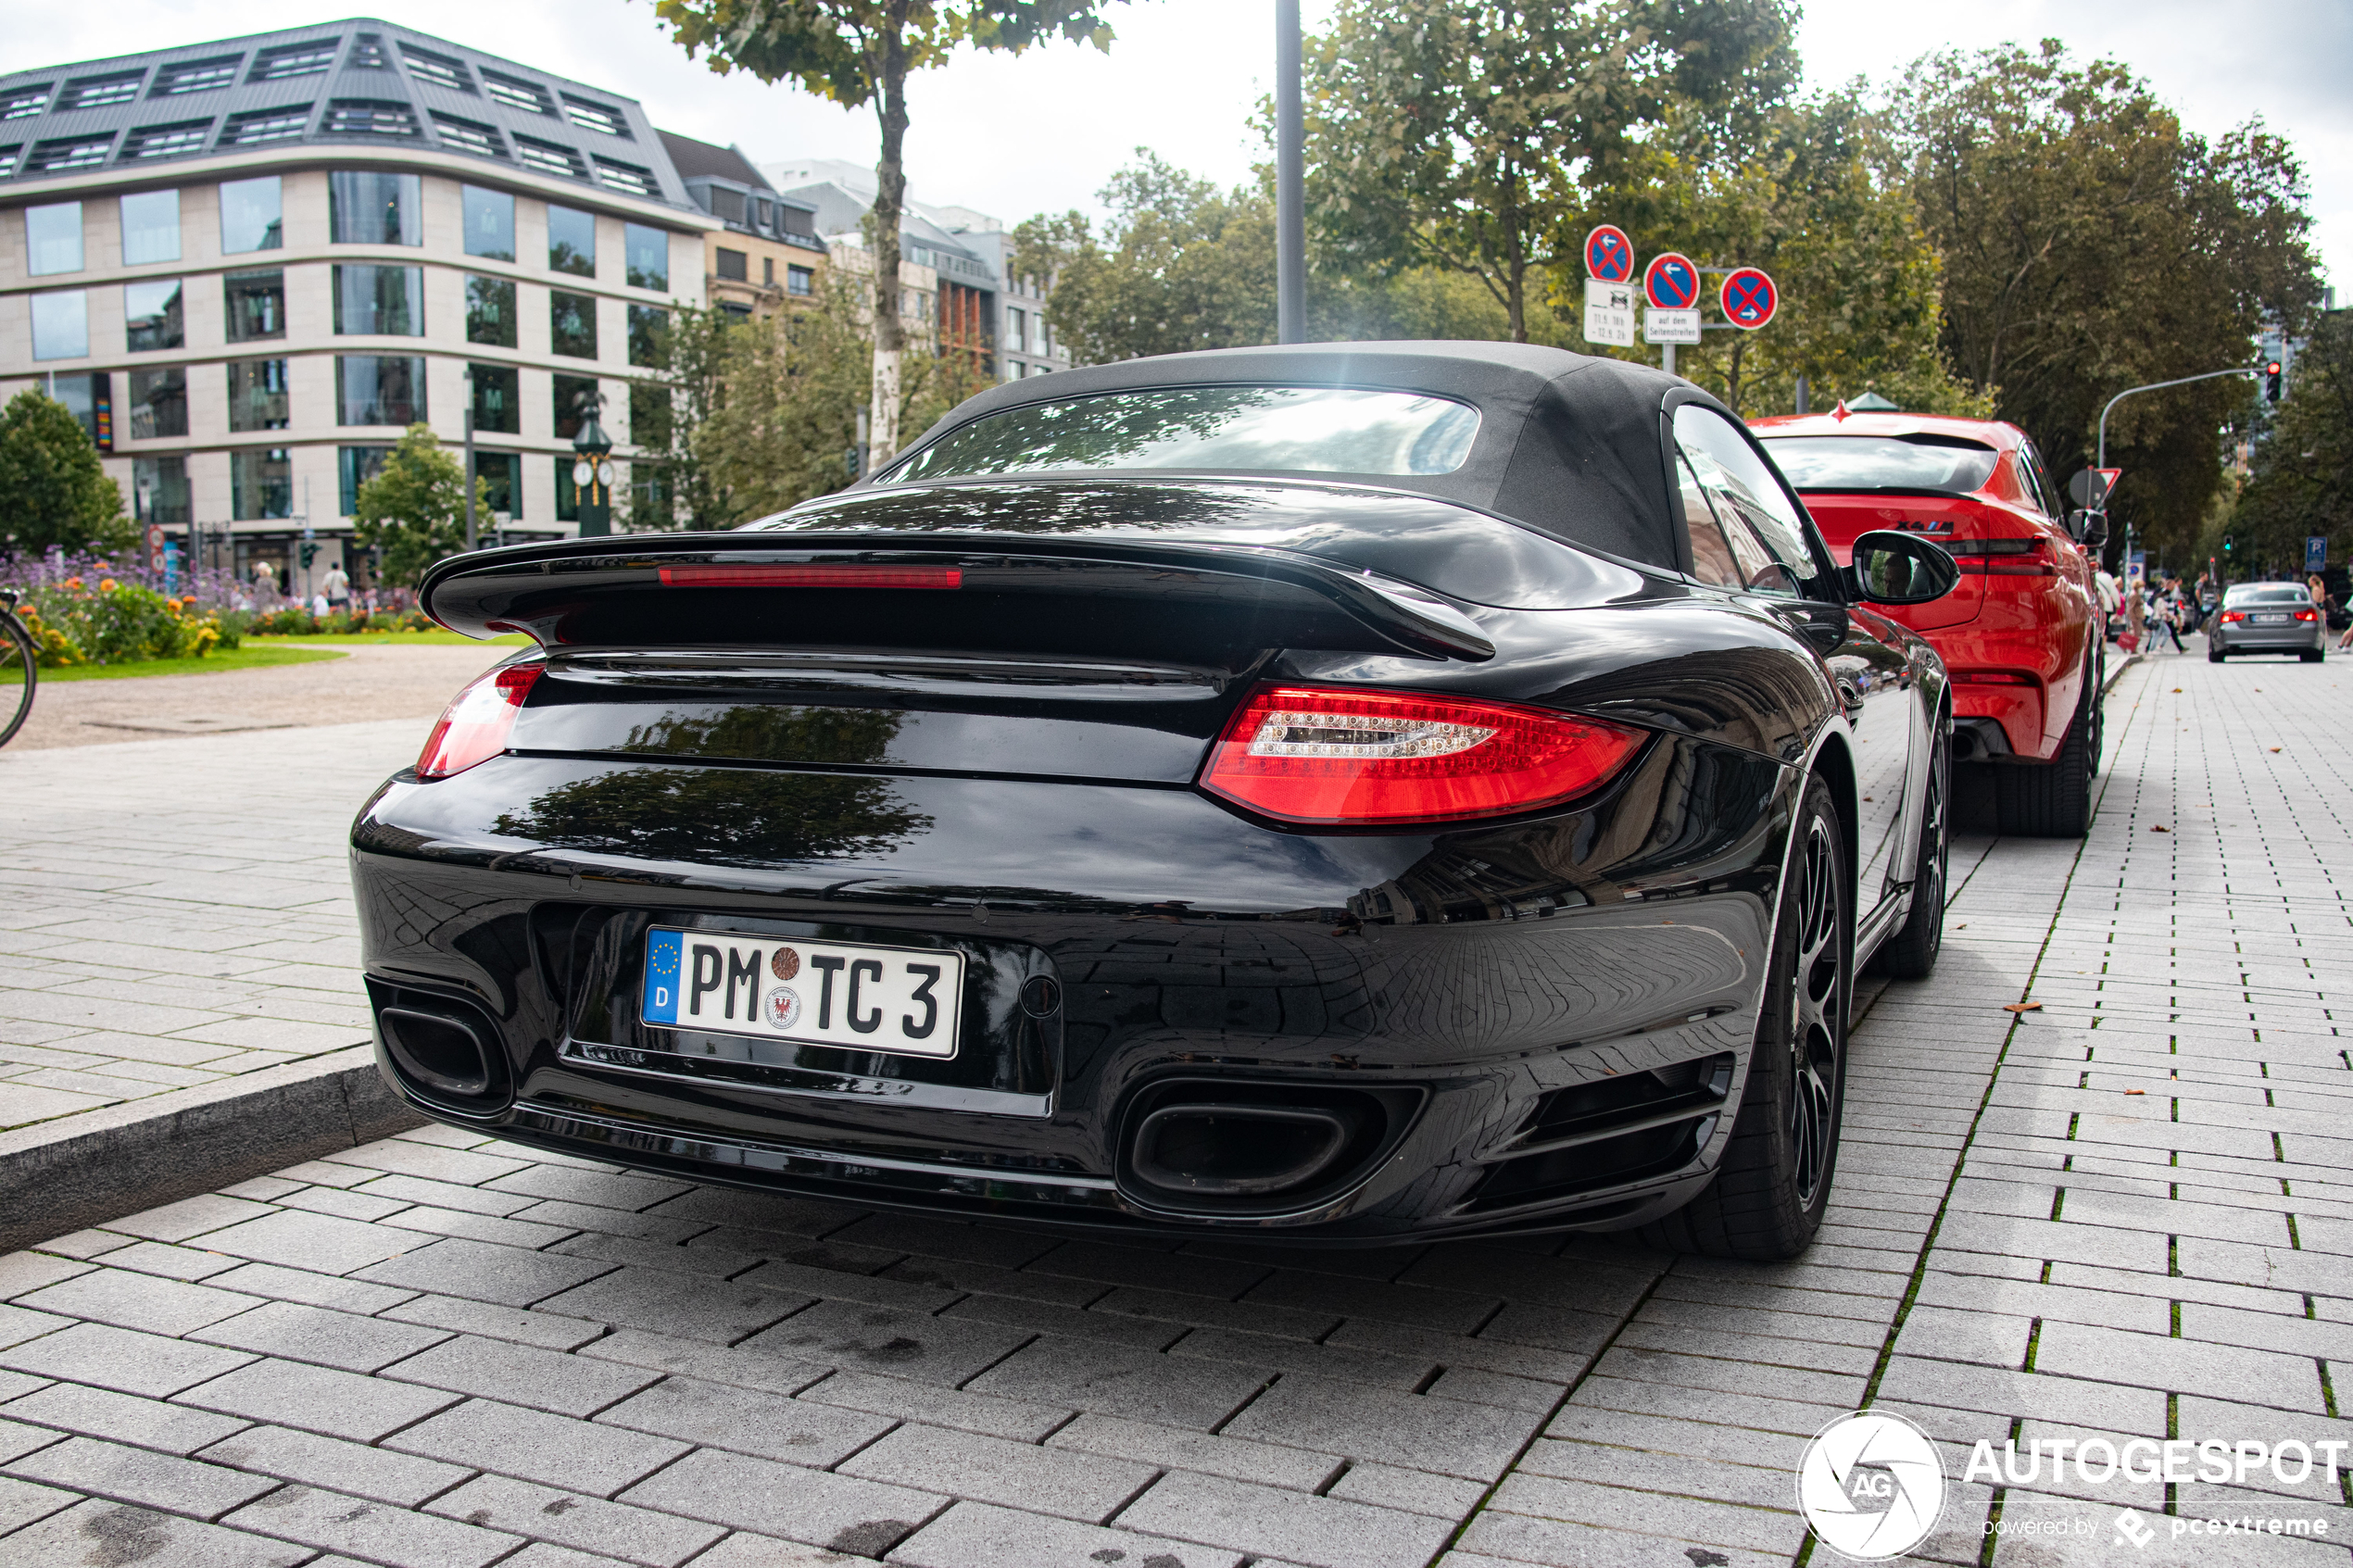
[[1750, 412, 2103, 836]]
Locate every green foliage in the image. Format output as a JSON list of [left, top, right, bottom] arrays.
[[1304, 0, 1797, 340], [21, 576, 231, 667], [623, 305, 738, 531], [0, 390, 133, 557], [1896, 42, 2322, 557], [351, 425, 488, 587], [2233, 311, 2353, 575]]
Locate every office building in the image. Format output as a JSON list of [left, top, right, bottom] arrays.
[[0, 19, 719, 590], [656, 132, 824, 320]]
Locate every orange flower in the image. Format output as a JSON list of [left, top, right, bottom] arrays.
[[65, 576, 82, 588], [99, 578, 118, 592]]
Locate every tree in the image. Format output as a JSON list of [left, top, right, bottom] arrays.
[[652, 0, 1133, 467], [0, 389, 132, 557], [1579, 93, 1986, 418], [1304, 0, 1797, 342], [2233, 310, 2353, 573], [623, 305, 740, 531], [1898, 42, 2322, 556], [352, 424, 488, 587]]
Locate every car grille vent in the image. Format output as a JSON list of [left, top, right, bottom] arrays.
[[1466, 1051, 1734, 1212]]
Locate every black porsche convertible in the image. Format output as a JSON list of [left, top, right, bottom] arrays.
[[355, 343, 1958, 1258]]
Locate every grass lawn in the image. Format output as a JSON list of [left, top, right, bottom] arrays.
[[37, 645, 349, 683], [248, 630, 530, 647]]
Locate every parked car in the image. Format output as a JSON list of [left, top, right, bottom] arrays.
[[2207, 583, 2326, 662], [1750, 411, 2103, 836], [359, 344, 1958, 1260]]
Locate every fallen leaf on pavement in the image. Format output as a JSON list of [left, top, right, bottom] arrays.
[[2271, 747, 2282, 753], [2173, 687, 2183, 692], [2004, 1001, 2043, 1013], [2150, 824, 2170, 832], [2124, 1088, 2145, 1096]]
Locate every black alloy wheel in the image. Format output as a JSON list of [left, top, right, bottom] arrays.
[[1641, 775, 1849, 1259], [1869, 727, 1948, 980], [1996, 654, 2098, 837]]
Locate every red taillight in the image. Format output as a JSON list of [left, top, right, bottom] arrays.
[[1952, 671, 2037, 686], [1200, 685, 1644, 825], [417, 663, 543, 780], [2295, 608, 2319, 621], [659, 564, 963, 589], [2219, 611, 2246, 624]]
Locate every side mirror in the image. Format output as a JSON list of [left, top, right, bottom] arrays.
[[2068, 509, 2109, 548], [1847, 530, 1961, 606]]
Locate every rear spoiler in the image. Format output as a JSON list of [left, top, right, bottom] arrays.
[[420, 532, 1495, 663]]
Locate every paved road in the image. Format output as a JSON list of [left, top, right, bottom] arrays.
[[11, 642, 507, 750], [0, 651, 2347, 1568]]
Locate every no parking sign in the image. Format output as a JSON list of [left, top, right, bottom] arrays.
[[1583, 225, 1634, 283], [1720, 267, 1779, 329], [1643, 252, 1701, 311]]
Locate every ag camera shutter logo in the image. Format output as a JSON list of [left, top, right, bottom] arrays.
[[1797, 1411, 1946, 1560]]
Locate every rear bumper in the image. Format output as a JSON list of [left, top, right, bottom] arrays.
[[354, 740, 1799, 1241], [2208, 623, 2322, 653]]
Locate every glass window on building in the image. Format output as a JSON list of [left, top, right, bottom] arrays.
[[471, 363, 519, 433], [547, 205, 595, 276], [127, 367, 186, 439], [339, 445, 392, 515], [120, 189, 181, 266], [473, 451, 521, 520], [333, 264, 424, 335], [133, 455, 191, 525], [329, 169, 422, 245], [219, 175, 284, 254], [627, 381, 671, 450], [462, 184, 515, 261], [465, 274, 516, 347], [550, 290, 598, 358], [715, 247, 748, 282], [48, 374, 104, 445], [553, 372, 598, 439], [125, 279, 183, 352], [232, 447, 293, 520], [224, 270, 284, 342], [25, 202, 82, 276], [555, 454, 579, 522], [762, 257, 774, 287], [624, 222, 666, 290], [336, 355, 426, 425], [1007, 307, 1026, 356], [627, 304, 667, 368], [31, 290, 88, 359], [786, 265, 813, 297], [227, 358, 290, 432]]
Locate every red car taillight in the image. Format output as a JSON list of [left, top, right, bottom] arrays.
[[417, 663, 544, 780], [2295, 608, 2319, 622], [2219, 611, 2246, 624], [659, 564, 963, 589], [1952, 537, 2055, 575], [1201, 685, 1644, 825]]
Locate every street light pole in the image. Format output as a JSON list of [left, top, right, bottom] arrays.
[[2097, 367, 2258, 470], [1275, 0, 1306, 345]]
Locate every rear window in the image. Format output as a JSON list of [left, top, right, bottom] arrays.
[[2224, 585, 2309, 605], [885, 386, 1482, 483], [1759, 434, 2000, 495]]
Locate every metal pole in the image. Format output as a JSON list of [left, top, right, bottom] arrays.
[[1794, 376, 1809, 416], [1275, 0, 1306, 345], [462, 370, 477, 554], [2098, 367, 2258, 470], [1661, 344, 1675, 379]]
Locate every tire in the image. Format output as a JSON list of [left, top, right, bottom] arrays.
[[0, 612, 33, 750], [2300, 650, 2323, 663], [1996, 660, 2096, 837], [1869, 727, 1947, 980], [1640, 775, 1848, 1260], [2208, 647, 2225, 663]]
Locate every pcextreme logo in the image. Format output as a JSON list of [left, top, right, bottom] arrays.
[[1796, 1411, 1946, 1562]]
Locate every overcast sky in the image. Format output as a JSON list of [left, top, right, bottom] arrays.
[[3, 0, 2344, 290]]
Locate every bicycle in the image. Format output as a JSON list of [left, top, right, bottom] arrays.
[[0, 588, 34, 748]]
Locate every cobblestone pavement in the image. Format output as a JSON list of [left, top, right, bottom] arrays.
[[0, 652, 2347, 1568], [0, 722, 424, 1134]]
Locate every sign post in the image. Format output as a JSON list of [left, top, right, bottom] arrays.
[[1719, 267, 1779, 331], [1642, 253, 1700, 375], [1582, 225, 1634, 284], [2308, 536, 2327, 574], [1582, 281, 1635, 349]]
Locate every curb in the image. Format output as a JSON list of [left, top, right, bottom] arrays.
[[0, 1045, 422, 1251], [2102, 647, 2141, 694]]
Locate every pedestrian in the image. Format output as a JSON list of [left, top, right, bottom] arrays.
[[251, 558, 276, 599], [2095, 568, 2122, 642], [321, 561, 351, 615], [2145, 580, 2184, 653]]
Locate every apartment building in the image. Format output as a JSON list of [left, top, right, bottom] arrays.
[[656, 132, 824, 319], [0, 19, 719, 589]]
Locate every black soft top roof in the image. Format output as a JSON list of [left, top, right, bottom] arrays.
[[880, 341, 1699, 571]]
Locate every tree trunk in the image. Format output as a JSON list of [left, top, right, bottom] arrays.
[[867, 17, 912, 468]]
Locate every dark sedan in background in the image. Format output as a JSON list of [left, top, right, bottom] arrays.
[[2208, 583, 2326, 661], [355, 343, 1958, 1260]]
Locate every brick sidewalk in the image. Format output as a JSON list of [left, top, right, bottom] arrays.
[[0, 654, 2345, 1567]]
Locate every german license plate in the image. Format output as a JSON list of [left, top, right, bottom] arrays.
[[2254, 613, 2289, 623], [641, 929, 963, 1060]]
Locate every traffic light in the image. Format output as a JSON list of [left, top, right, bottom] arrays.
[[299, 543, 317, 570], [2224, 533, 2235, 555], [2265, 361, 2283, 403]]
